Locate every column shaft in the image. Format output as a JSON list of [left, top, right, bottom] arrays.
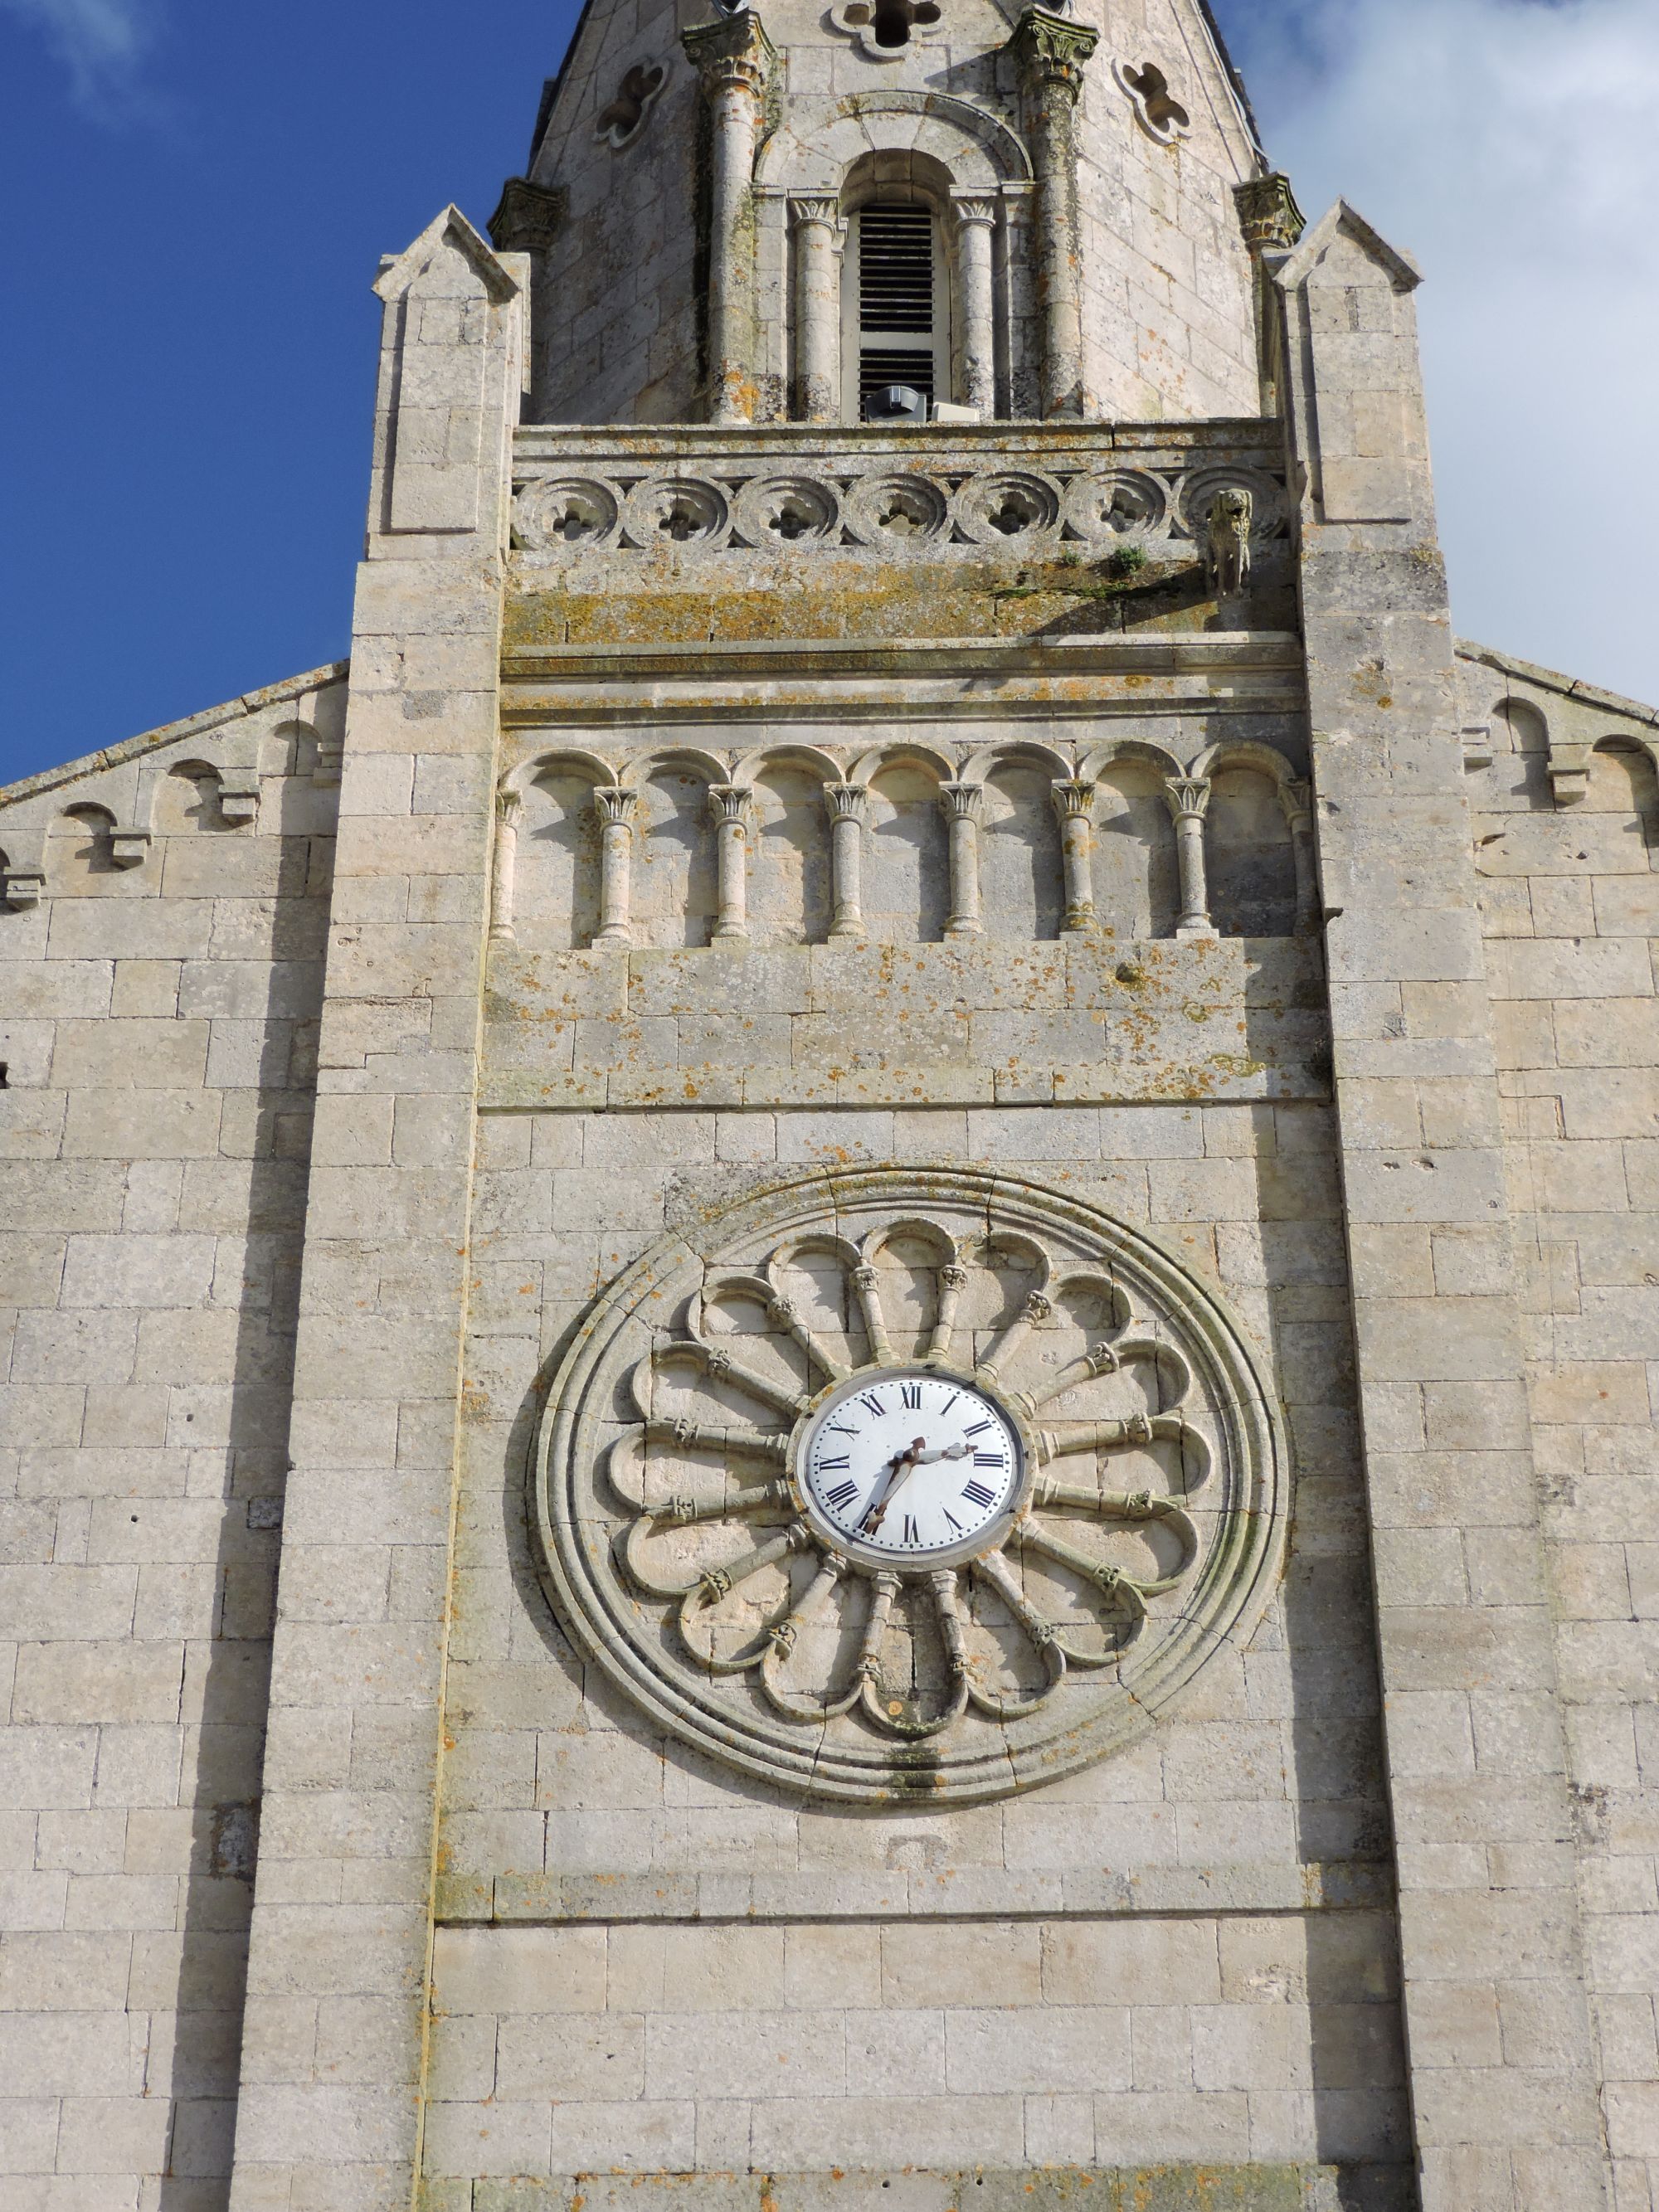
[[594, 786, 637, 947], [954, 198, 998, 416], [489, 790, 523, 945], [684, 17, 776, 425], [940, 783, 985, 938], [1165, 778, 1216, 940], [1009, 8, 1097, 420], [709, 784, 752, 941], [825, 784, 868, 940], [791, 197, 843, 423], [1051, 779, 1095, 931]]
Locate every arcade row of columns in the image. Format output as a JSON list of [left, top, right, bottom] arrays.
[[489, 775, 1317, 947], [684, 5, 1097, 424]]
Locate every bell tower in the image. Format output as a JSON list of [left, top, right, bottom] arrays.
[[492, 0, 1277, 424]]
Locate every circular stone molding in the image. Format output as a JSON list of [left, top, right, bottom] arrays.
[[532, 1166, 1287, 1806], [843, 473, 951, 547], [512, 476, 621, 550], [732, 474, 842, 548], [622, 476, 732, 548], [1062, 469, 1169, 544], [950, 470, 1063, 547]]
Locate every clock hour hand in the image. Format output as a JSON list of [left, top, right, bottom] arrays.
[[909, 1442, 970, 1466], [860, 1437, 925, 1534]]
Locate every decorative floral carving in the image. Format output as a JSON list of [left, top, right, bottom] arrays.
[[533, 1168, 1287, 1804]]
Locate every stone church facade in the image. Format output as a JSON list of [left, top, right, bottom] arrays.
[[2, 1, 1657, 2207]]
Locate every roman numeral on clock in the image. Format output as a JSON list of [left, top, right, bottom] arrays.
[[962, 1479, 997, 1510], [943, 1509, 964, 1534], [818, 1455, 850, 1471], [974, 1451, 1005, 1470], [902, 1514, 919, 1545], [858, 1393, 886, 1417], [900, 1383, 922, 1410], [824, 1480, 859, 1511], [963, 1419, 992, 1438]]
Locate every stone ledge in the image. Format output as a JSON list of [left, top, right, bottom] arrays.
[[433, 1860, 1394, 1926], [420, 2165, 1413, 2212]]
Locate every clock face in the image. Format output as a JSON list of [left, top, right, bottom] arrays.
[[798, 1366, 1024, 1564]]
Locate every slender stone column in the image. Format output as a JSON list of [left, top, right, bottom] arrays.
[[1165, 776, 1217, 940], [488, 176, 567, 411], [1233, 172, 1306, 416], [791, 195, 843, 423], [953, 196, 998, 417], [825, 782, 868, 939], [1284, 776, 1319, 936], [684, 13, 776, 425], [708, 783, 752, 941], [1050, 778, 1096, 932], [939, 782, 985, 938], [1007, 7, 1097, 419], [593, 785, 638, 946], [489, 787, 523, 945]]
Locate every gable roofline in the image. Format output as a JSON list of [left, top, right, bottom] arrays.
[[528, 0, 601, 172], [1457, 638, 1659, 730], [1190, 0, 1265, 158], [0, 662, 349, 813], [374, 204, 520, 304], [1275, 197, 1421, 294]]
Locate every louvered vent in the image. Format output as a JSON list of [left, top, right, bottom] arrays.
[[857, 203, 937, 406]]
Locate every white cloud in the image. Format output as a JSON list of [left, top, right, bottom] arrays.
[[1224, 0, 1659, 705], [1, 0, 155, 105]]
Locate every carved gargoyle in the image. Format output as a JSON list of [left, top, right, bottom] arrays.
[[596, 61, 665, 147], [1205, 488, 1253, 599]]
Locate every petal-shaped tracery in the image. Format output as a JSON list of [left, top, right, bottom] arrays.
[[607, 1216, 1220, 1745]]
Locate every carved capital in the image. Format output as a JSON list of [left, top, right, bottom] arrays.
[[1050, 777, 1095, 823], [488, 176, 567, 255], [682, 12, 776, 96], [953, 194, 999, 231], [1283, 777, 1313, 834], [1008, 6, 1099, 96], [789, 194, 842, 231], [708, 783, 752, 830], [1164, 776, 1211, 824], [824, 782, 869, 826], [938, 781, 985, 825], [496, 788, 524, 830], [593, 785, 639, 830], [1233, 173, 1306, 255]]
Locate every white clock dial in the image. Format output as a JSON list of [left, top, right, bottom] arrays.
[[798, 1367, 1024, 1562]]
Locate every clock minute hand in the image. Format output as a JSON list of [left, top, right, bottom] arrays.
[[909, 1442, 970, 1466]]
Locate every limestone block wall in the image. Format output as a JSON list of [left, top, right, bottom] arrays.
[[1459, 644, 1659, 2205], [430, 1092, 1408, 2191], [0, 667, 343, 2209], [1073, 0, 1264, 420]]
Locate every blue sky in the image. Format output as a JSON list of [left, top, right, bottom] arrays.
[[2, 0, 1655, 787]]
